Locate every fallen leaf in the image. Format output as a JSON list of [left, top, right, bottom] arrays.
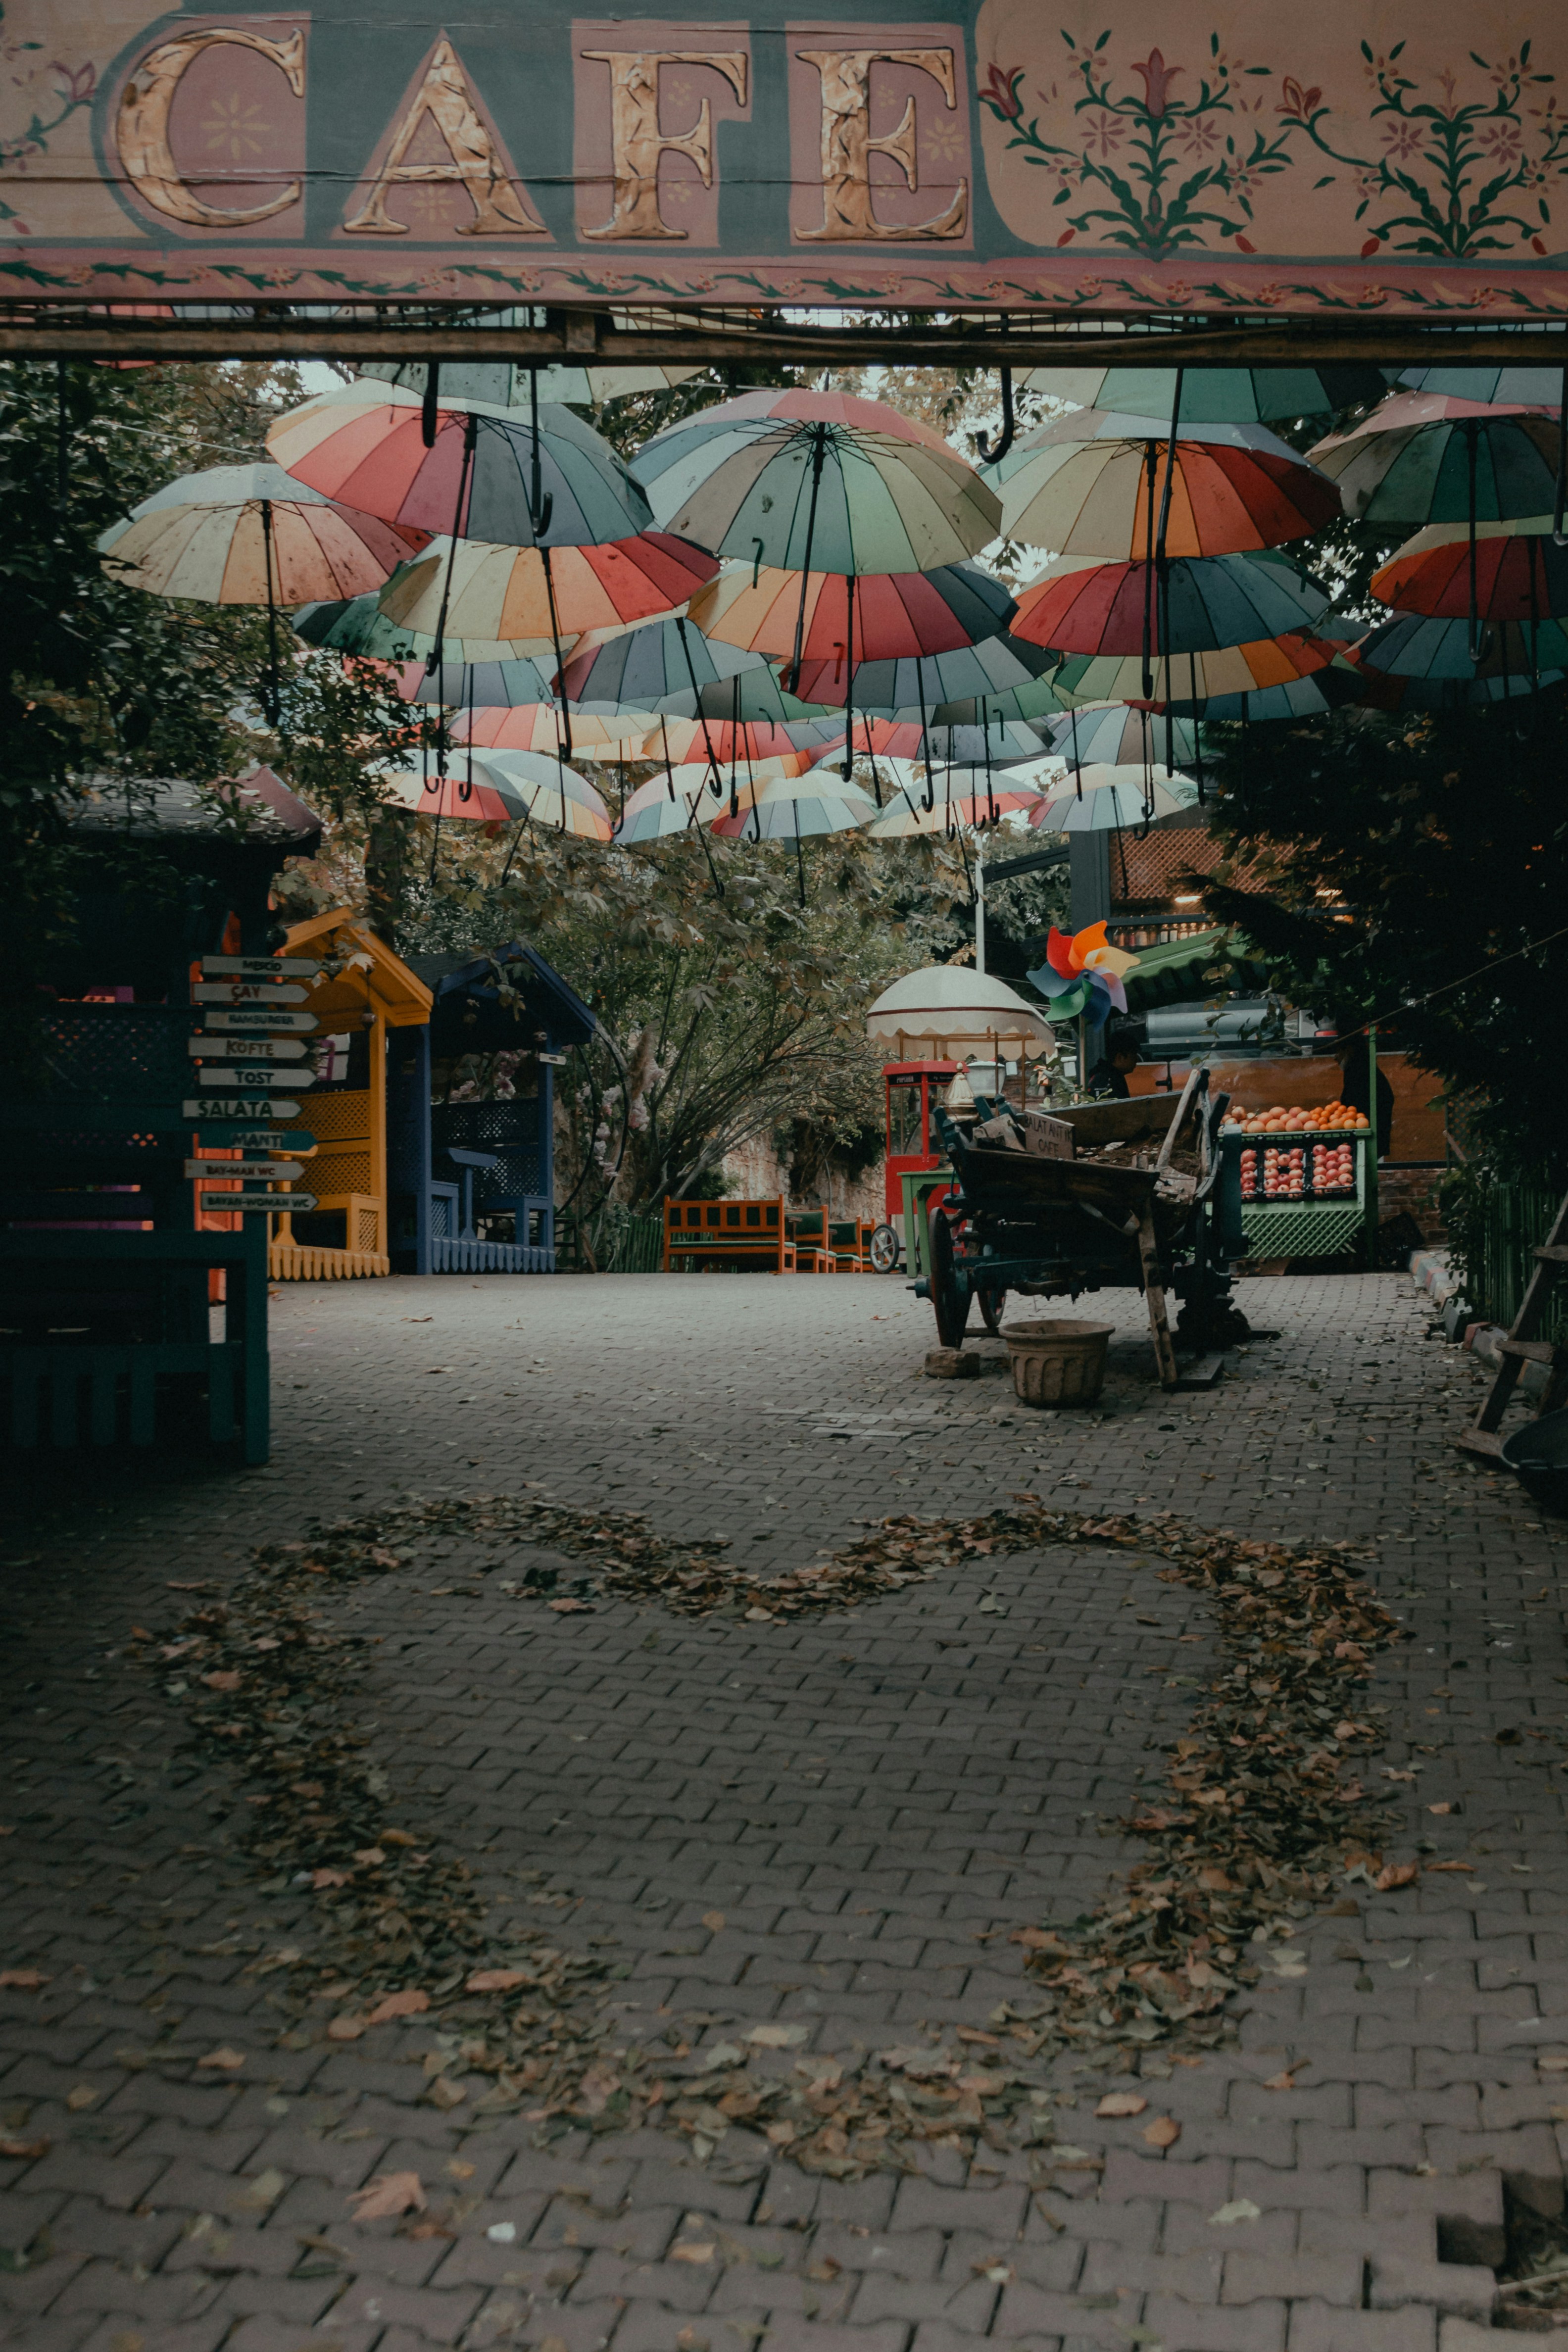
[[1427, 1803, 1454, 1816], [1539, 2056, 1568, 2073], [548, 1599, 592, 1615], [1143, 2116, 1181, 2149], [467, 1969, 529, 1993], [1426, 1861, 1473, 1873], [326, 2016, 365, 2042], [488, 2220, 517, 2243], [447, 2159, 476, 2181], [65, 2084, 99, 2110], [1096, 2092, 1148, 2118], [1263, 2066, 1307, 2091], [671, 2242, 715, 2265], [232, 2166, 288, 2210], [1374, 1862, 1420, 1891], [702, 1911, 726, 1932], [1209, 2199, 1263, 2227], [312, 1869, 351, 1890], [202, 1670, 242, 1692], [364, 1989, 429, 2025], [354, 1847, 387, 1867], [348, 2170, 426, 2221], [0, 1971, 49, 1990], [426, 2075, 467, 2110], [197, 2047, 245, 2072], [746, 2023, 809, 2048], [0, 2138, 48, 2159], [381, 1829, 418, 1847]]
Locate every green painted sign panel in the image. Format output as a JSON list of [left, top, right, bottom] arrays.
[[9, 1, 1568, 317]]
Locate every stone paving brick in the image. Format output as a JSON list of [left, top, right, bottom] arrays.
[[2, 1272, 1566, 2350]]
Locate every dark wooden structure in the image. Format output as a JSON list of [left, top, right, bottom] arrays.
[[0, 768, 321, 1461]]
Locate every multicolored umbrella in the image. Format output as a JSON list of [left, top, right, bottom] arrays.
[[99, 462, 431, 722], [1047, 633, 1342, 708], [1395, 367, 1565, 408], [632, 389, 1001, 575], [929, 676, 1071, 727], [1349, 609, 1568, 689], [375, 748, 612, 840], [794, 632, 1057, 716], [452, 701, 656, 752], [393, 654, 562, 707], [268, 382, 652, 548], [1370, 517, 1568, 621], [1042, 704, 1202, 770], [557, 613, 771, 720], [294, 592, 426, 661], [378, 533, 718, 649], [98, 463, 426, 602], [1030, 769, 1199, 833], [355, 358, 704, 407], [646, 714, 842, 768], [615, 771, 715, 845], [809, 715, 1043, 768], [690, 560, 1015, 666], [990, 411, 1339, 557], [1011, 550, 1333, 656], [481, 747, 615, 840], [710, 770, 878, 840], [1015, 365, 1386, 422], [1307, 392, 1561, 524], [690, 669, 837, 726]]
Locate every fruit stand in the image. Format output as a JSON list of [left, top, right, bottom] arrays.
[[1220, 1099, 1373, 1262]]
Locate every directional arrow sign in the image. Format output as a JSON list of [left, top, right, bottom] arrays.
[[187, 1035, 309, 1061], [193, 981, 309, 1006], [201, 955, 320, 979], [220, 1190, 318, 1214], [188, 1159, 305, 1182], [184, 1097, 305, 1122], [203, 1009, 319, 1034], [196, 1067, 314, 1091]]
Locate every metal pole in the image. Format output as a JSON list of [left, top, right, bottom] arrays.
[[1364, 1023, 1380, 1267], [975, 837, 986, 977]]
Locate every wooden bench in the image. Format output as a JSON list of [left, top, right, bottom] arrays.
[[828, 1217, 879, 1273], [664, 1197, 798, 1273], [784, 1210, 840, 1274]]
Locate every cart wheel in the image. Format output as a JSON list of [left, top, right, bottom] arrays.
[[868, 1223, 901, 1274], [927, 1201, 970, 1348], [978, 1286, 1006, 1336]]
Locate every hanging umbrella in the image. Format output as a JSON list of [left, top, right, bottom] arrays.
[[1030, 768, 1199, 833], [615, 770, 717, 844], [393, 653, 562, 706], [1011, 550, 1333, 656], [268, 382, 652, 548], [690, 560, 1015, 664], [990, 411, 1339, 556], [649, 714, 844, 767], [480, 747, 615, 839], [793, 631, 1057, 715], [692, 669, 837, 726], [557, 612, 772, 719], [632, 388, 1001, 574], [98, 462, 430, 723], [1015, 365, 1388, 421], [710, 770, 878, 839], [98, 463, 426, 600], [866, 791, 1036, 840], [378, 532, 718, 648], [809, 715, 1044, 767], [355, 358, 703, 407], [1307, 393, 1560, 524], [1395, 367, 1566, 408], [1349, 607, 1568, 685], [1370, 516, 1568, 620], [374, 748, 612, 839], [1143, 670, 1363, 721], [1047, 633, 1343, 707], [452, 701, 656, 752], [294, 590, 569, 665], [1041, 704, 1202, 770], [930, 676, 1071, 727]]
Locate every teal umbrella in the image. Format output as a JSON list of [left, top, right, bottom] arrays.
[[1016, 365, 1385, 422]]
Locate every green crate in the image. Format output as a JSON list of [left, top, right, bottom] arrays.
[[1239, 1202, 1364, 1259]]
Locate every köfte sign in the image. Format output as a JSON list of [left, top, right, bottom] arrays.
[[11, 0, 1568, 316]]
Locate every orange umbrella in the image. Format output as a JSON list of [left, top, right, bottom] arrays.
[[379, 532, 718, 645]]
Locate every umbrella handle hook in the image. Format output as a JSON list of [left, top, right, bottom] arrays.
[[974, 365, 1016, 467], [421, 362, 440, 450], [751, 538, 766, 589]]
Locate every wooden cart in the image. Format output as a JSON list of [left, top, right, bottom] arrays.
[[915, 1070, 1249, 1388]]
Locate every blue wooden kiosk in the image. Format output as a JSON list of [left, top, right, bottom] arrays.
[[0, 768, 321, 1462], [394, 945, 596, 1275]]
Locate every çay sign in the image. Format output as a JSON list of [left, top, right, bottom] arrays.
[[9, 0, 1568, 319]]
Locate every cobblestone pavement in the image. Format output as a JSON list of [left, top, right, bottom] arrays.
[[4, 1268, 1568, 2352]]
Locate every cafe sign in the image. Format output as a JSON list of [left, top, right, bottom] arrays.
[[8, 0, 1568, 317]]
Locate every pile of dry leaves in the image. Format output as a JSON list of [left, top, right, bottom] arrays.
[[135, 1493, 1407, 2178]]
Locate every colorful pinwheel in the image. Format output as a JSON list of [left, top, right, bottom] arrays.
[[1027, 922, 1142, 1023]]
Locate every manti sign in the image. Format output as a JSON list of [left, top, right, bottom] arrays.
[[8, 0, 1568, 317]]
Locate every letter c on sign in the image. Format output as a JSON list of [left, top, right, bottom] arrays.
[[116, 26, 305, 228]]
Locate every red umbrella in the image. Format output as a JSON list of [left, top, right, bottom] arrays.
[[379, 532, 718, 647], [691, 561, 1014, 668], [1011, 550, 1331, 657], [1370, 519, 1568, 622]]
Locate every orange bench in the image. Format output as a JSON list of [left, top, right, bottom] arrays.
[[665, 1196, 798, 1273]]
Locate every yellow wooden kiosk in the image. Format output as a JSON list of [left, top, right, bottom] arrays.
[[268, 911, 433, 1281]]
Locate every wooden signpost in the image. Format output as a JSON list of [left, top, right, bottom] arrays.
[[189, 955, 325, 1218]]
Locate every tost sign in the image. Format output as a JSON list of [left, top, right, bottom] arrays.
[[8, 2, 1568, 318]]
